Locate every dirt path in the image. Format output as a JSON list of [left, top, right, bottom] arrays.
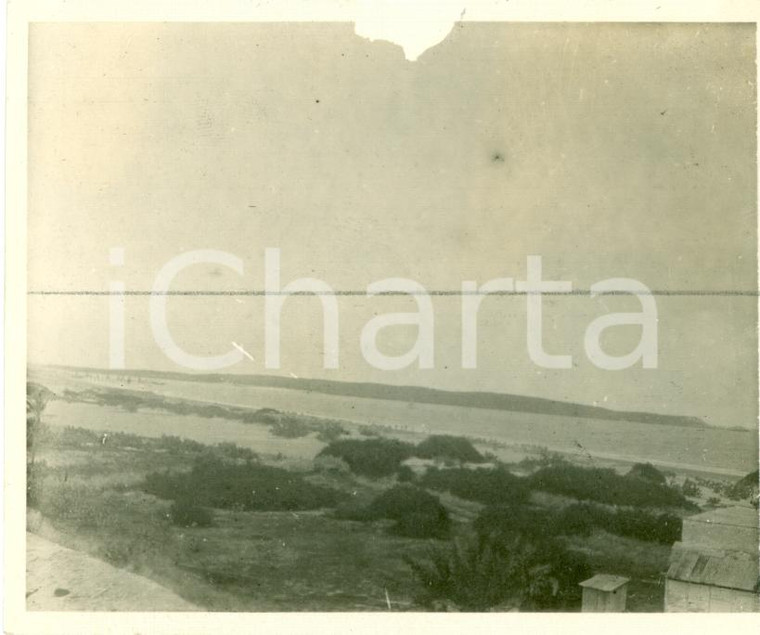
[[26, 533, 197, 611]]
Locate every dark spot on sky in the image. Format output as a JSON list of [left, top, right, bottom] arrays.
[[492, 152, 505, 163], [315, 99, 320, 104], [660, 109, 667, 115]]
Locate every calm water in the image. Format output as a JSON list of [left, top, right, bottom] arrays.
[[37, 370, 757, 477]]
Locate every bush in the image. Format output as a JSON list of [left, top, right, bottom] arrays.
[[415, 435, 485, 464], [609, 508, 682, 544], [169, 498, 213, 528], [317, 438, 415, 478], [406, 532, 590, 611], [406, 536, 520, 610], [366, 485, 451, 538], [523, 542, 592, 611], [394, 511, 450, 539], [557, 503, 682, 544], [396, 465, 416, 483], [729, 470, 759, 501], [312, 455, 351, 474], [556, 503, 596, 537], [529, 464, 692, 509], [627, 463, 666, 485], [474, 501, 681, 545], [143, 457, 343, 511], [475, 504, 564, 543], [517, 449, 569, 471], [420, 467, 531, 506]]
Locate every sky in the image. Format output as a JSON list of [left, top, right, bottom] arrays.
[[27, 22, 758, 427]]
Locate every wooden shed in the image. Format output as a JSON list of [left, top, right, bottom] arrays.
[[665, 545, 760, 611], [579, 574, 630, 612], [665, 506, 760, 612]]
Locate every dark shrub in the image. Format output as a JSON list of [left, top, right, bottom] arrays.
[[627, 462, 667, 485], [475, 501, 681, 545], [406, 532, 590, 611], [367, 485, 450, 538], [420, 467, 531, 506], [397, 465, 416, 483], [169, 498, 213, 528], [406, 535, 516, 610], [529, 464, 692, 509], [369, 484, 443, 518], [144, 457, 342, 511], [523, 542, 592, 611], [415, 435, 485, 463], [474, 504, 558, 543], [313, 455, 351, 474], [556, 503, 596, 537], [729, 469, 759, 501], [557, 503, 682, 544], [609, 508, 682, 544], [394, 511, 450, 539], [317, 438, 415, 478]]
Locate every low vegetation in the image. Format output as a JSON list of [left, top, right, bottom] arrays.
[[169, 498, 214, 528], [318, 435, 486, 480], [626, 462, 667, 485], [48, 425, 260, 463], [269, 417, 311, 438], [729, 469, 759, 506], [529, 463, 693, 509], [368, 485, 451, 539], [556, 503, 682, 544], [419, 467, 531, 506], [335, 485, 451, 539], [318, 438, 416, 478], [406, 530, 590, 611], [414, 435, 485, 464], [143, 456, 343, 511], [28, 377, 693, 611], [62, 387, 348, 441]]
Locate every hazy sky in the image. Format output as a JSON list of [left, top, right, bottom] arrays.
[[28, 23, 758, 427]]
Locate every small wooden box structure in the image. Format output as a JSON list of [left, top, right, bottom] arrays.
[[579, 574, 630, 612]]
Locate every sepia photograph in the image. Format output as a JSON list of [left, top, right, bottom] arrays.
[[6, 1, 760, 629]]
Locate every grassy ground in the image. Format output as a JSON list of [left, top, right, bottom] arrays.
[[29, 416, 677, 612], [566, 530, 671, 611], [29, 430, 448, 611]]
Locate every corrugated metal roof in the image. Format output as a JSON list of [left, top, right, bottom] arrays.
[[667, 543, 759, 592], [579, 574, 630, 592]]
